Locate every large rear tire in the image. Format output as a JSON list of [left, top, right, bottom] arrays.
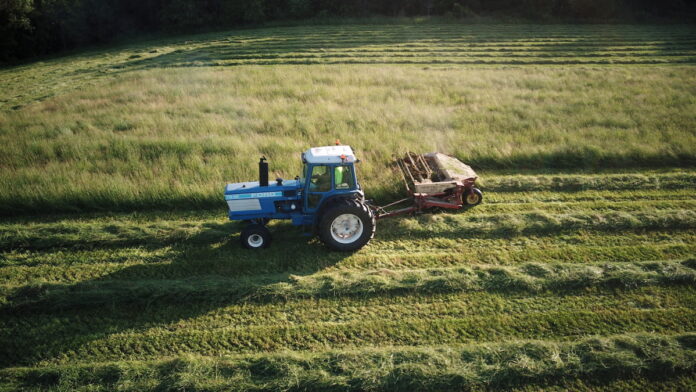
[[318, 199, 376, 251]]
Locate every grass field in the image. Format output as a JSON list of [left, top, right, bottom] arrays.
[[1, 22, 695, 391]]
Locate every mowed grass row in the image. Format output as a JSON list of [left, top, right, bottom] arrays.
[[3, 370, 696, 392], [1, 333, 695, 391], [3, 307, 696, 367], [1, 208, 694, 281], [2, 231, 694, 285], [2, 202, 693, 251], [2, 24, 695, 109], [6, 286, 693, 334], [4, 259, 695, 315], [2, 279, 695, 366], [1, 171, 694, 246]]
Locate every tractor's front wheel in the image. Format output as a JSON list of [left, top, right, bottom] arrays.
[[318, 199, 376, 252], [241, 224, 272, 249]]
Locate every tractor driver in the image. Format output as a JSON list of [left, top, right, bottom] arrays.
[[310, 165, 332, 191]]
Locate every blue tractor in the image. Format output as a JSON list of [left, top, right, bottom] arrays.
[[224, 145, 376, 251]]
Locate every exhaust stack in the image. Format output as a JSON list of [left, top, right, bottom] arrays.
[[259, 156, 269, 187]]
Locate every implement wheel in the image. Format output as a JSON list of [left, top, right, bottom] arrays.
[[464, 188, 483, 206], [241, 224, 272, 249], [318, 199, 376, 252]]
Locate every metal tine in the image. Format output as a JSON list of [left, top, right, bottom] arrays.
[[395, 156, 415, 190], [416, 154, 432, 180], [397, 159, 412, 192], [406, 152, 422, 181], [394, 151, 439, 193]]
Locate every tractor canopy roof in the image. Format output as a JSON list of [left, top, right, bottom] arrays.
[[303, 145, 356, 164]]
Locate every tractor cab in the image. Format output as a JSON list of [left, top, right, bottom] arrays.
[[300, 145, 361, 214]]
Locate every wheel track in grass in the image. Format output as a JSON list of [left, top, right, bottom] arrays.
[[1, 229, 692, 265], [460, 199, 696, 214]]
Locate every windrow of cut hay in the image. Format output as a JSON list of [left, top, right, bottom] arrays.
[[2, 24, 696, 110], [1, 333, 695, 391], [4, 260, 694, 312], [2, 230, 693, 286]]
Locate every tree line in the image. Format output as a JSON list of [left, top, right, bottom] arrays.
[[1, 0, 694, 62]]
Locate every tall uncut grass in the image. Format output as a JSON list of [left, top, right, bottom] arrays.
[[1, 24, 695, 215]]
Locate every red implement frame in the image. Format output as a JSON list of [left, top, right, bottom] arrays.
[[372, 153, 478, 220]]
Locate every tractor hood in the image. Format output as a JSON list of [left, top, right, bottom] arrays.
[[224, 179, 301, 199], [224, 179, 302, 218]]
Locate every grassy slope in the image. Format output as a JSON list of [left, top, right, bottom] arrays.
[[1, 22, 695, 391], [0, 24, 695, 215]]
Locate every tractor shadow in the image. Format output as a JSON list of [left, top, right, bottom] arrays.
[[0, 220, 354, 369]]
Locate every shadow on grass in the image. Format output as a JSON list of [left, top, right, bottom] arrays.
[[0, 220, 353, 368], [2, 203, 695, 367], [3, 206, 695, 256], [0, 208, 694, 367]]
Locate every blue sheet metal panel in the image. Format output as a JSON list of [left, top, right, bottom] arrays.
[[229, 210, 298, 221], [228, 200, 294, 219], [224, 180, 300, 196], [224, 177, 303, 221], [224, 191, 283, 201], [227, 196, 303, 221], [291, 215, 305, 226]]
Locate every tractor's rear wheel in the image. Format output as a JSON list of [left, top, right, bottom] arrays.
[[464, 188, 483, 206], [318, 199, 376, 251], [241, 224, 272, 249]]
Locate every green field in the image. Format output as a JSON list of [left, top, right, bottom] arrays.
[[1, 22, 696, 391]]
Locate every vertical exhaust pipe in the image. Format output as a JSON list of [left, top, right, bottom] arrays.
[[259, 156, 269, 187]]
